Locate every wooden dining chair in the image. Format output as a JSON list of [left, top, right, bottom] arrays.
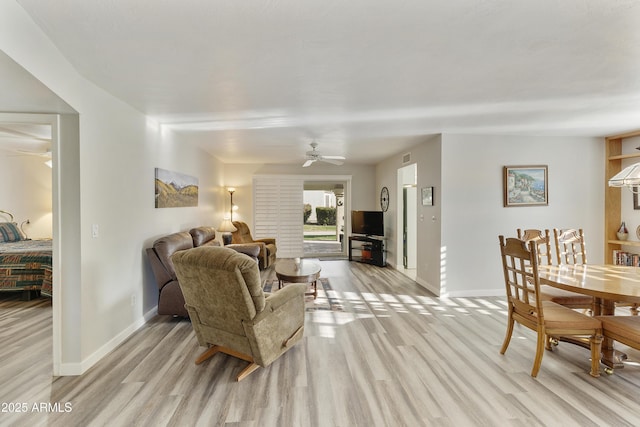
[[517, 229, 553, 265], [553, 228, 587, 265], [498, 235, 603, 378], [518, 229, 594, 311]]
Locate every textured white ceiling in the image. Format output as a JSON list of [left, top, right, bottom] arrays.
[[0, 51, 71, 155], [14, 0, 640, 164]]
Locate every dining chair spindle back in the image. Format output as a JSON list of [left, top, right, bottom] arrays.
[[518, 228, 594, 311], [498, 235, 602, 378]]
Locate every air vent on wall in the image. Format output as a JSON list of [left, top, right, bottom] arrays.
[[402, 153, 411, 164]]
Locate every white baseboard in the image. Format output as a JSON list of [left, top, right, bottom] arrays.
[[415, 276, 440, 296], [57, 305, 158, 376], [388, 263, 503, 298]]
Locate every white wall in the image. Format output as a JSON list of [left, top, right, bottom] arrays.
[[0, 153, 52, 239], [1, 1, 226, 374], [376, 136, 443, 294], [441, 134, 604, 296], [376, 134, 604, 297]]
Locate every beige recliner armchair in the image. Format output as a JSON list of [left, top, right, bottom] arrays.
[[231, 221, 277, 269], [172, 245, 306, 381]]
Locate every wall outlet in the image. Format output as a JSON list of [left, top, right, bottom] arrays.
[[91, 224, 99, 238]]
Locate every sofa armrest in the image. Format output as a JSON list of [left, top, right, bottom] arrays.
[[230, 241, 267, 267], [146, 247, 172, 289], [226, 243, 260, 260]]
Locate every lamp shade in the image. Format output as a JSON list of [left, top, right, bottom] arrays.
[[218, 218, 237, 233], [608, 163, 640, 187]]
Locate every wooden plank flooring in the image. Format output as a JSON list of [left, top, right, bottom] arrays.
[[2, 260, 640, 426]]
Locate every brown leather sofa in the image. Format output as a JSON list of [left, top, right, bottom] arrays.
[[146, 226, 260, 317], [231, 221, 277, 269]]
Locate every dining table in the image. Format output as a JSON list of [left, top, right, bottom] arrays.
[[537, 264, 640, 370]]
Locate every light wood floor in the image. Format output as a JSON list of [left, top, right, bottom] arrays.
[[2, 260, 640, 426]]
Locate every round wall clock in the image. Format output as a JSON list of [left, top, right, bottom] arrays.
[[380, 186, 389, 212]]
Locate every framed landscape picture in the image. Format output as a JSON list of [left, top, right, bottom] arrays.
[[155, 168, 199, 208], [503, 165, 548, 207]]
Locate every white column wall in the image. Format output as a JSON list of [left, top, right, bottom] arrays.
[[376, 136, 442, 295], [1, 1, 225, 374]]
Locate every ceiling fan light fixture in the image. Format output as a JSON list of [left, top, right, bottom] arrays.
[[302, 142, 345, 167]]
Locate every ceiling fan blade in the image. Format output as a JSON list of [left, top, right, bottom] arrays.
[[319, 158, 344, 166], [17, 149, 51, 157], [302, 159, 316, 167], [321, 155, 346, 160]]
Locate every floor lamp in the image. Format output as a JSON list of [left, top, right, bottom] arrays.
[[228, 187, 238, 221]]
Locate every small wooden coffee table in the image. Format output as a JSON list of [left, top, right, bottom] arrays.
[[275, 258, 321, 299]]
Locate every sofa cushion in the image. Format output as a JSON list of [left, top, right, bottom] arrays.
[[189, 226, 219, 247]]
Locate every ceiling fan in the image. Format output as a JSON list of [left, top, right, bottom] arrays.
[[302, 142, 345, 167], [3, 148, 53, 167], [7, 148, 52, 160]]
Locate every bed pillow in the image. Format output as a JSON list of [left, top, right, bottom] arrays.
[[0, 222, 25, 243]]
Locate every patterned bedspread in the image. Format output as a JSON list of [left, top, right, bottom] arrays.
[[0, 239, 52, 297]]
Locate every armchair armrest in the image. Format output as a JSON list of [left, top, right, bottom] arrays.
[[263, 283, 306, 313], [255, 238, 276, 246], [247, 283, 306, 366], [251, 283, 306, 324]]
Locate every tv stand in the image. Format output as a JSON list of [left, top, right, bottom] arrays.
[[348, 235, 386, 267]]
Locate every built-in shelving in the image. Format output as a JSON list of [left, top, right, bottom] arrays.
[[607, 239, 640, 247], [605, 130, 640, 264], [608, 153, 640, 161]]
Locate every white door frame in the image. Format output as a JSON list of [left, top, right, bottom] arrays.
[[396, 164, 417, 272]]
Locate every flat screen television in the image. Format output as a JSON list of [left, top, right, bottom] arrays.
[[351, 210, 384, 237]]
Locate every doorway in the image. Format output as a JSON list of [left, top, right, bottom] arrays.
[[303, 180, 349, 258], [397, 164, 417, 279]]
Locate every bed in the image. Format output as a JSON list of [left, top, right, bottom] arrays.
[[0, 210, 52, 298]]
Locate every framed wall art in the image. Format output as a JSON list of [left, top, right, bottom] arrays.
[[503, 165, 548, 207], [422, 186, 434, 206], [154, 168, 199, 208]]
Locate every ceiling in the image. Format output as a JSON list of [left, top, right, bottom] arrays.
[[0, 123, 51, 155], [0, 51, 73, 156], [10, 0, 640, 164]]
